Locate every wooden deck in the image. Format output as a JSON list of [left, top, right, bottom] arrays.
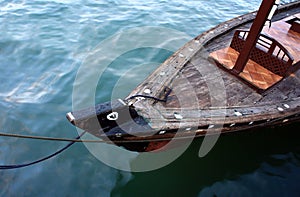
[[210, 47, 283, 90], [209, 14, 300, 91], [262, 13, 300, 63]]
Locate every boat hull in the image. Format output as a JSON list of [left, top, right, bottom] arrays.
[[67, 1, 300, 152]]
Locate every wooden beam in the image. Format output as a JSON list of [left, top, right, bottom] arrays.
[[232, 0, 276, 74]]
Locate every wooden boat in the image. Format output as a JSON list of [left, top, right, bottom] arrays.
[[67, 0, 300, 152]]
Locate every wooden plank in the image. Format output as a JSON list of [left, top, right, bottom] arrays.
[[263, 20, 300, 63]]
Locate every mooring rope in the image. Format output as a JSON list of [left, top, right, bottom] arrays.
[[0, 131, 100, 143], [0, 131, 87, 170]]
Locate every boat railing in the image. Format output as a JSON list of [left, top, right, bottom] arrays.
[[231, 29, 294, 76]]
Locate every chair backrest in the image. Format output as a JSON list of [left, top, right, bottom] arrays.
[[230, 30, 294, 76]]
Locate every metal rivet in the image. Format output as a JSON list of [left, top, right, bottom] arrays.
[[208, 125, 215, 129], [174, 113, 183, 120], [144, 89, 151, 94], [234, 111, 243, 116], [159, 130, 166, 135], [277, 107, 284, 112]]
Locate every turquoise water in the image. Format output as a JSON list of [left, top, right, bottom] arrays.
[[1, 0, 300, 196]]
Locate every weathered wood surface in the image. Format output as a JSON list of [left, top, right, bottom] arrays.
[[126, 2, 300, 132], [126, 10, 258, 100], [262, 18, 300, 64]]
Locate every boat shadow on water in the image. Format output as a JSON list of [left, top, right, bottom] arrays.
[[113, 123, 300, 197]]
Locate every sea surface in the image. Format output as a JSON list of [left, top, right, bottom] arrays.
[[1, 0, 300, 196]]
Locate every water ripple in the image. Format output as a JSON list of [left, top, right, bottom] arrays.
[[1, 0, 299, 196]]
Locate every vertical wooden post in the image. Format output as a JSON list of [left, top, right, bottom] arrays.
[[232, 0, 276, 74]]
